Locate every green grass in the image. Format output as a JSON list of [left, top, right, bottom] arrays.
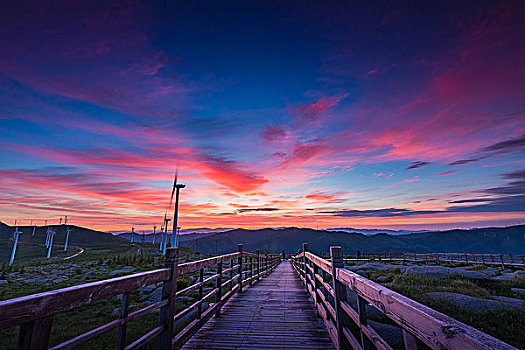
[[365, 269, 525, 349], [0, 245, 224, 349]]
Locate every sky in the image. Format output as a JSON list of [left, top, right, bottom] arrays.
[[1, 1, 524, 232]]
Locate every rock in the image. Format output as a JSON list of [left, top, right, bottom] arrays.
[[176, 296, 195, 303], [349, 263, 406, 273], [349, 263, 379, 272], [493, 273, 516, 281], [109, 268, 135, 276], [481, 267, 497, 277], [368, 320, 403, 348], [355, 270, 368, 278], [515, 271, 525, 278], [492, 296, 525, 308], [452, 268, 489, 280], [139, 285, 157, 294], [148, 286, 163, 302], [511, 288, 525, 296], [405, 266, 453, 279], [82, 271, 98, 279], [0, 280, 7, 285], [111, 308, 120, 317], [425, 292, 524, 312], [377, 275, 390, 283]]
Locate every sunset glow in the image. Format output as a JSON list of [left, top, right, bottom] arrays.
[[1, 1, 524, 231]]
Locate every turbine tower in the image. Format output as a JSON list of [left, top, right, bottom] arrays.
[[152, 225, 157, 245], [64, 226, 71, 251], [31, 220, 35, 236], [9, 226, 22, 266], [131, 226, 135, 243], [47, 227, 56, 259], [170, 174, 185, 248], [45, 227, 51, 248]]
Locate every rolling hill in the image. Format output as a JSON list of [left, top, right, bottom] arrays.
[[0, 222, 131, 263], [176, 226, 525, 255]]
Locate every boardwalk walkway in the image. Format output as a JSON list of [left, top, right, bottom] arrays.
[[181, 261, 335, 349]]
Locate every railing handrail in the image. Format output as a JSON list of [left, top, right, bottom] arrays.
[[292, 245, 517, 350], [0, 246, 282, 350]]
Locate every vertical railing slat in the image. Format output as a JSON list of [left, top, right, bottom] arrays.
[[157, 247, 178, 350], [116, 291, 131, 350]]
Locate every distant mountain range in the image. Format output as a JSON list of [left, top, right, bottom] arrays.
[[325, 227, 434, 236], [118, 225, 525, 255], [3, 222, 523, 256]]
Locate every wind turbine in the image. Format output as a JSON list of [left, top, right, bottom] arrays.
[[31, 220, 35, 236], [64, 226, 71, 251], [170, 172, 185, 248], [152, 225, 157, 245], [45, 227, 51, 248], [162, 215, 170, 255], [9, 226, 22, 266], [131, 226, 135, 243], [47, 227, 56, 259]]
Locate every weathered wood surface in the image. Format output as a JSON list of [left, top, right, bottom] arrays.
[[293, 247, 517, 350], [181, 261, 335, 350], [0, 268, 171, 330]]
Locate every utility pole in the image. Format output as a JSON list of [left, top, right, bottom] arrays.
[[131, 226, 135, 243]]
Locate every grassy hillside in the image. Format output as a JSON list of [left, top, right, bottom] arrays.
[[0, 222, 133, 264], [176, 226, 525, 255]]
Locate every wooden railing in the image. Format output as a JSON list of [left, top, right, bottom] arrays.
[[318, 252, 525, 267], [292, 244, 516, 350], [0, 244, 281, 350]]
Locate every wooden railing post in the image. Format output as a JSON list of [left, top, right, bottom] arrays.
[[256, 249, 260, 280], [249, 256, 254, 285], [312, 260, 319, 313], [330, 246, 351, 350], [238, 244, 243, 292], [302, 243, 308, 288], [215, 262, 223, 318], [265, 253, 268, 275], [403, 329, 425, 350], [197, 267, 204, 318], [17, 315, 54, 350], [229, 258, 234, 291], [116, 291, 131, 350], [157, 247, 178, 350]]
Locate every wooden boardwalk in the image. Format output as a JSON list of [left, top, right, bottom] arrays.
[[181, 261, 335, 350]]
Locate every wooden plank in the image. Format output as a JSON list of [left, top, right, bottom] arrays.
[[331, 246, 351, 350], [124, 325, 163, 350], [0, 268, 170, 330], [336, 268, 516, 350], [116, 292, 130, 350], [177, 252, 240, 275], [306, 251, 332, 274], [17, 315, 53, 350], [181, 261, 334, 350], [157, 247, 178, 350], [49, 319, 120, 350]]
